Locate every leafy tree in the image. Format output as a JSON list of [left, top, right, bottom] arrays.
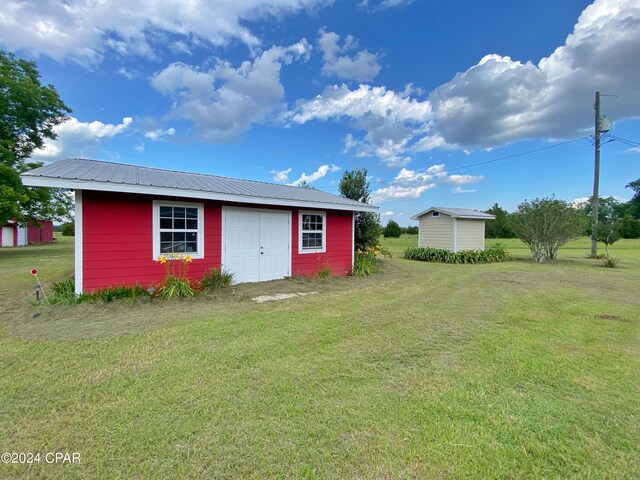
[[593, 219, 621, 259], [582, 196, 626, 235], [618, 214, 640, 239], [626, 178, 640, 219], [512, 197, 585, 262], [484, 203, 515, 238], [338, 168, 381, 249], [61, 221, 75, 237], [405, 225, 419, 235], [0, 50, 72, 225], [382, 219, 403, 238]]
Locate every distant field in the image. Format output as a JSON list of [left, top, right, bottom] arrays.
[[0, 234, 638, 478]]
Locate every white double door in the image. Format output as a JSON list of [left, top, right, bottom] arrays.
[[223, 208, 291, 283]]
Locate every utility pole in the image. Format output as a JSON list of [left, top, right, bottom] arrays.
[[591, 91, 601, 258]]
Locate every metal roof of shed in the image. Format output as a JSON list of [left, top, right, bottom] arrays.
[[411, 207, 495, 220], [21, 158, 377, 212]]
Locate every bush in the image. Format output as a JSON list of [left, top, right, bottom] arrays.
[[403, 244, 508, 264], [601, 256, 620, 268], [156, 254, 196, 298], [50, 277, 76, 304], [618, 215, 640, 238], [382, 220, 403, 238], [50, 278, 149, 304], [200, 267, 234, 291], [61, 221, 74, 236], [353, 245, 391, 276], [405, 226, 419, 235], [158, 275, 195, 298], [316, 266, 333, 279], [512, 197, 585, 262]]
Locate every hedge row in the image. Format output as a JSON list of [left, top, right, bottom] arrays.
[[403, 244, 508, 264]]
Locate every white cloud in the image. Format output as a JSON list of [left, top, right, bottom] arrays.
[[452, 187, 477, 194], [428, 0, 640, 148], [151, 40, 311, 141], [371, 184, 434, 203], [371, 163, 486, 203], [290, 0, 640, 164], [291, 84, 431, 166], [0, 0, 325, 65], [318, 29, 381, 82], [444, 174, 484, 185], [360, 0, 414, 10], [371, 166, 437, 202], [625, 146, 640, 154], [270, 167, 292, 182], [289, 164, 340, 186], [32, 116, 133, 160], [144, 127, 176, 141], [381, 210, 395, 216], [571, 196, 591, 208]]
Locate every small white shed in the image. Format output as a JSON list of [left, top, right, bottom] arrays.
[[411, 207, 495, 252]]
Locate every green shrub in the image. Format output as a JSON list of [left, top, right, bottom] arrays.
[[50, 278, 149, 304], [353, 254, 377, 276], [61, 222, 75, 236], [316, 266, 333, 279], [403, 244, 508, 264], [353, 244, 392, 276], [601, 256, 620, 268], [382, 220, 403, 238], [200, 267, 234, 291], [158, 275, 195, 298], [50, 277, 76, 304]]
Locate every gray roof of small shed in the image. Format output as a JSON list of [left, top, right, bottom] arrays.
[[21, 158, 377, 212], [411, 207, 495, 220]]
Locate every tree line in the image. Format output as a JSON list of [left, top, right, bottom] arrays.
[[484, 188, 640, 240]]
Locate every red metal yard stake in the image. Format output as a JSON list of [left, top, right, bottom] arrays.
[[30, 269, 50, 305]]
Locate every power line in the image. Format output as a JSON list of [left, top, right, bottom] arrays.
[[313, 136, 591, 191], [609, 134, 640, 148]]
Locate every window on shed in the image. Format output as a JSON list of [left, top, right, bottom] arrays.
[[153, 201, 204, 259], [432, 211, 440, 217], [299, 211, 326, 253]]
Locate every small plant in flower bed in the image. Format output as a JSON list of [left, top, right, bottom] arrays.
[[353, 244, 392, 276], [403, 244, 508, 264], [50, 278, 148, 304], [50, 277, 77, 304], [200, 266, 234, 291], [156, 254, 196, 298], [316, 266, 333, 279]]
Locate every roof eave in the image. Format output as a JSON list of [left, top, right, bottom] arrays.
[[410, 208, 495, 220], [20, 175, 378, 213]]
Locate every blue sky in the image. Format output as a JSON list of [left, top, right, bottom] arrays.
[[2, 0, 639, 225]]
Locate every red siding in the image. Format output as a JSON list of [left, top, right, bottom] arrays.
[[27, 220, 53, 244], [291, 209, 353, 277], [80, 191, 354, 292], [82, 191, 222, 292]]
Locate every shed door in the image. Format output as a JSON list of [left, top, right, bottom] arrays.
[[223, 209, 290, 284], [2, 227, 14, 247], [17, 226, 27, 246]]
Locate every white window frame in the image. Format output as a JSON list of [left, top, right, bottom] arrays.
[[298, 210, 326, 254], [152, 200, 205, 260]]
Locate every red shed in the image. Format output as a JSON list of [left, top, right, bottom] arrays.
[[21, 158, 377, 294], [1, 219, 54, 247]]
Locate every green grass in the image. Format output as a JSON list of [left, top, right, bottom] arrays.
[[1, 235, 639, 478]]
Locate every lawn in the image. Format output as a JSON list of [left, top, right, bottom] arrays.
[[1, 235, 639, 478]]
